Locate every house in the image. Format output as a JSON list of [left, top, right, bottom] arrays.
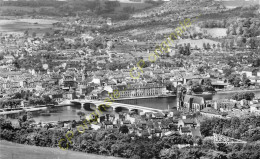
[[210, 100, 235, 111], [169, 123, 178, 131], [160, 124, 170, 133], [104, 121, 113, 129], [183, 75, 203, 85], [211, 82, 228, 90], [122, 120, 131, 127], [190, 128, 202, 137], [241, 68, 255, 77], [250, 104, 260, 115], [200, 107, 226, 118], [152, 112, 165, 119], [179, 127, 192, 136], [248, 76, 260, 85], [154, 128, 162, 137], [178, 119, 197, 130], [3, 55, 15, 64], [141, 130, 150, 138]]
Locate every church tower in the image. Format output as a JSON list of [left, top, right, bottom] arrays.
[[176, 85, 185, 110]]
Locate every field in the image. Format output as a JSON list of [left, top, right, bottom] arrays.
[[221, 0, 259, 8], [0, 19, 57, 35], [172, 38, 220, 49], [0, 140, 121, 159], [114, 2, 154, 13], [203, 28, 227, 38]]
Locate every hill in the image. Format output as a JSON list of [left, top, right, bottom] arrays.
[[0, 140, 121, 159], [217, 0, 260, 8]]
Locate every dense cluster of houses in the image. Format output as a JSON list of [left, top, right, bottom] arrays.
[[33, 110, 202, 139]]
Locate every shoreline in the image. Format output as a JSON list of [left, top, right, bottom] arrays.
[[112, 95, 176, 101], [216, 89, 260, 94]]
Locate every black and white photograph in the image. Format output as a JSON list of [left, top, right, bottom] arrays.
[[0, 0, 260, 158]]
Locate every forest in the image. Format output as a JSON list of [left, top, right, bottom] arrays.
[[1, 115, 260, 159]]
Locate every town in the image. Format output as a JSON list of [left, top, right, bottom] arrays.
[[0, 0, 260, 159]]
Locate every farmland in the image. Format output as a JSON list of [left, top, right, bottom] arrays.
[[0, 18, 58, 35]]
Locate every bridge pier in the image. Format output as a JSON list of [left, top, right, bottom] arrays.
[[81, 103, 85, 111], [96, 104, 114, 112], [69, 99, 163, 114]]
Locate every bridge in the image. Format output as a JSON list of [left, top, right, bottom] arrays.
[[0, 99, 164, 118], [66, 99, 164, 113]]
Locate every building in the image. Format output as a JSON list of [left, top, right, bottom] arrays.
[[180, 95, 206, 112], [200, 107, 226, 118], [250, 104, 260, 115], [178, 119, 197, 129], [179, 127, 192, 136], [111, 83, 167, 99]]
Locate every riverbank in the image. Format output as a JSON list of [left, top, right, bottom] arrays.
[[113, 94, 176, 101], [216, 89, 260, 94], [0, 140, 121, 159]]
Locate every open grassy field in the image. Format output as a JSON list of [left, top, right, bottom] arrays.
[[173, 38, 220, 49], [0, 19, 57, 35], [221, 0, 259, 8], [0, 140, 121, 159], [203, 28, 227, 38], [114, 2, 154, 13]]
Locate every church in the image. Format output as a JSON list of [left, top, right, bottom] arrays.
[[178, 95, 206, 112]]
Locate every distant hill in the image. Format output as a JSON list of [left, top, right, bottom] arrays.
[[216, 0, 260, 8]]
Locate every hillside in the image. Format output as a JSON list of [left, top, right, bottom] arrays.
[[218, 0, 259, 8], [0, 140, 121, 159]]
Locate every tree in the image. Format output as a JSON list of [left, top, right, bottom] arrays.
[[237, 26, 243, 35], [119, 125, 129, 134], [203, 43, 207, 50], [42, 95, 52, 104], [123, 6, 134, 13], [237, 36, 244, 47], [206, 43, 211, 50], [0, 55, 4, 60], [0, 118, 13, 130], [197, 66, 205, 74], [24, 30, 29, 36], [242, 74, 251, 87], [233, 77, 241, 87], [44, 32, 50, 37], [184, 45, 191, 55], [213, 44, 216, 49], [192, 85, 203, 93], [221, 42, 225, 49], [203, 78, 210, 86], [32, 32, 36, 37], [217, 43, 220, 49], [178, 46, 184, 54], [230, 41, 235, 49], [231, 92, 255, 101], [77, 111, 85, 120], [13, 60, 21, 69], [246, 38, 256, 49], [187, 80, 193, 87]]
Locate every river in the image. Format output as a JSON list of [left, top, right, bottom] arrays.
[[31, 90, 260, 123]]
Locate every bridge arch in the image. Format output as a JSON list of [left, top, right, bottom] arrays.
[[70, 99, 163, 114], [97, 104, 113, 112], [70, 101, 96, 111]]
